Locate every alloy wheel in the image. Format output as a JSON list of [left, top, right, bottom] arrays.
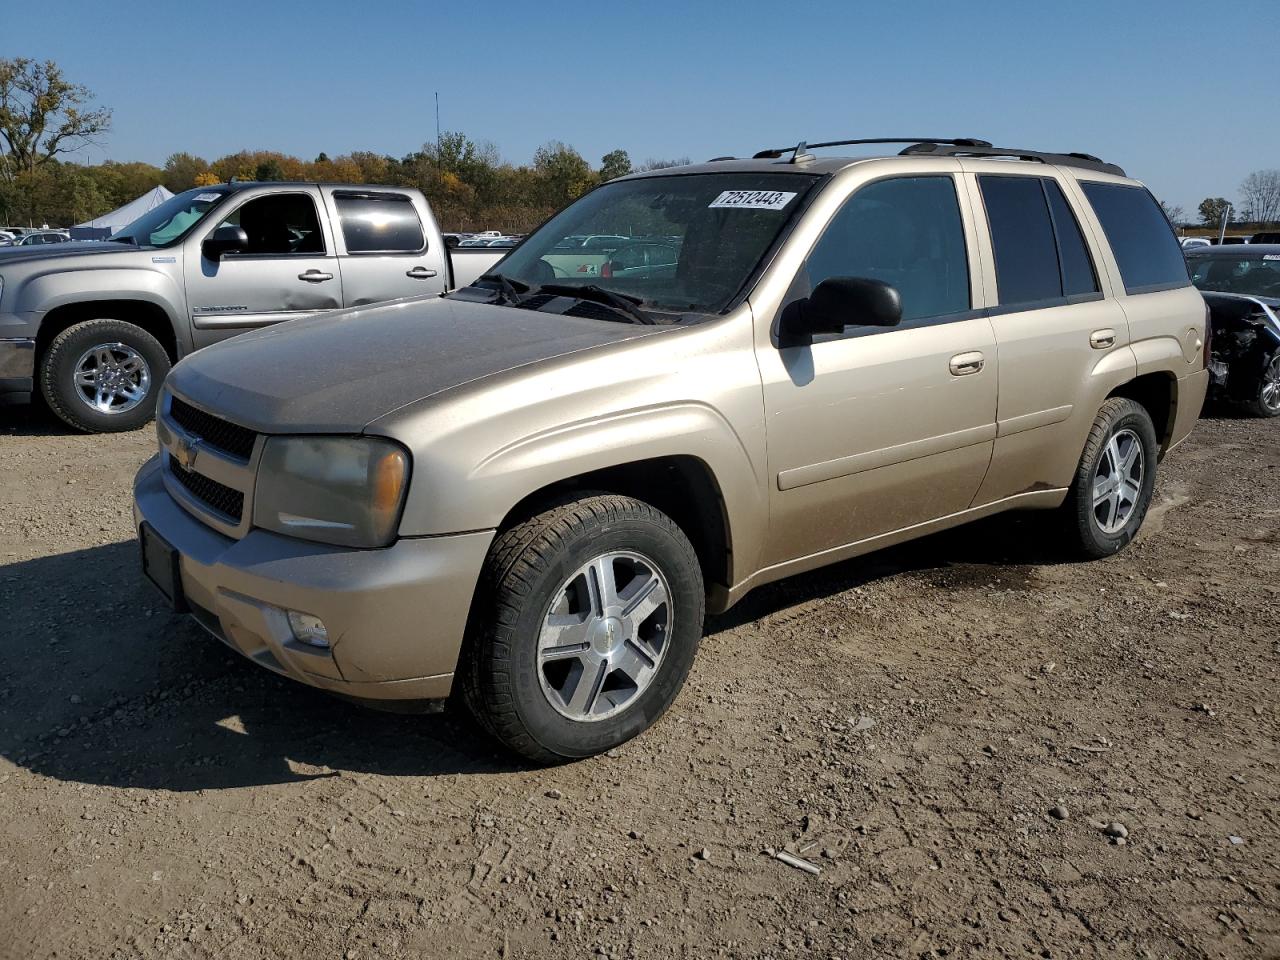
[[72, 342, 152, 415], [1092, 427, 1144, 534]]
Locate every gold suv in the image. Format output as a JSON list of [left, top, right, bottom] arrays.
[[133, 138, 1210, 762]]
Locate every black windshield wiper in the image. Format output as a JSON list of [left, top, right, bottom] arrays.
[[477, 272, 531, 305], [537, 283, 655, 325]]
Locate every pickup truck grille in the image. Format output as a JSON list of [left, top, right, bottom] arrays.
[[168, 460, 245, 523], [169, 396, 258, 461]]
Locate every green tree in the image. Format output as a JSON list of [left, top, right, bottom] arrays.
[[1198, 197, 1231, 228], [599, 149, 632, 182], [163, 152, 210, 192], [254, 158, 285, 181], [0, 58, 112, 182], [533, 141, 594, 206]]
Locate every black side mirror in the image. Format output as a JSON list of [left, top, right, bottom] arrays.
[[779, 276, 902, 346], [202, 224, 249, 261]]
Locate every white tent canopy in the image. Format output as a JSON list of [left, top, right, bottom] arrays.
[[72, 185, 174, 238]]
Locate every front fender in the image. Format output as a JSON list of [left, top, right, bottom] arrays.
[[16, 266, 186, 344]]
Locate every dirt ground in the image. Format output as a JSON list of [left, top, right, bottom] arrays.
[[0, 400, 1276, 960]]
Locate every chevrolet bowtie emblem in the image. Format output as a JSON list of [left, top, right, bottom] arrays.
[[173, 435, 200, 470]]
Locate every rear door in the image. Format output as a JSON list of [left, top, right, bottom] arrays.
[[964, 165, 1131, 505], [326, 190, 447, 305], [184, 187, 342, 348]]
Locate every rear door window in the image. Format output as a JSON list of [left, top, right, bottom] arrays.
[[979, 176, 1063, 306], [1079, 182, 1189, 294], [805, 175, 971, 324], [334, 193, 425, 254]]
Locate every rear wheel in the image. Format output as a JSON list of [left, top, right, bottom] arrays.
[[39, 318, 171, 432], [459, 492, 704, 763], [1058, 397, 1158, 559]]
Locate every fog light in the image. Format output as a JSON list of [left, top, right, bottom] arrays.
[[286, 610, 329, 648]]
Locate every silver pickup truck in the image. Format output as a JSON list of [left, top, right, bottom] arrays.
[[0, 182, 503, 431]]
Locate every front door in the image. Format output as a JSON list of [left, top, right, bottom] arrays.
[[185, 188, 343, 348], [757, 174, 998, 568]]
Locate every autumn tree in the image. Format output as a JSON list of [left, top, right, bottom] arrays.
[[1239, 169, 1280, 225], [533, 141, 594, 206], [0, 58, 112, 182], [163, 152, 210, 192]]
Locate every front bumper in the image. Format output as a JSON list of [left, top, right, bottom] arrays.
[[0, 337, 35, 398], [133, 455, 494, 701]]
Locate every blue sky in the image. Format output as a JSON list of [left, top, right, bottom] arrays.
[[3, 0, 1277, 214]]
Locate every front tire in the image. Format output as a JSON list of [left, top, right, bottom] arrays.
[[1059, 397, 1159, 559], [39, 319, 171, 433], [459, 493, 705, 763], [1241, 351, 1280, 418]]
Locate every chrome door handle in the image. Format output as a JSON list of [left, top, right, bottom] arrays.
[[949, 351, 985, 376], [1090, 328, 1116, 349], [298, 270, 333, 282], [406, 266, 439, 279]]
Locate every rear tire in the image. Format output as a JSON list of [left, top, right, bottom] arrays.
[[1058, 397, 1158, 560], [459, 492, 704, 764], [39, 319, 171, 433]]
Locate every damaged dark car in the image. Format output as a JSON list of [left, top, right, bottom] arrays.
[[1187, 245, 1280, 417]]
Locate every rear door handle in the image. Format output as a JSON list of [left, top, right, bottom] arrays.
[[406, 266, 439, 279], [1090, 328, 1116, 349], [298, 270, 333, 282], [949, 351, 985, 376]]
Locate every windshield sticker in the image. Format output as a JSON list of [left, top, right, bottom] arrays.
[[1264, 254, 1280, 261], [708, 190, 797, 211], [194, 193, 222, 202]]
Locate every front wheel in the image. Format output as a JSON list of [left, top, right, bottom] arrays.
[[39, 318, 171, 432], [1058, 397, 1159, 559], [459, 493, 705, 763], [1242, 351, 1280, 418]]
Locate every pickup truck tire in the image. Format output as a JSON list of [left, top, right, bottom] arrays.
[[39, 319, 171, 433], [1059, 397, 1158, 559], [459, 492, 705, 764]]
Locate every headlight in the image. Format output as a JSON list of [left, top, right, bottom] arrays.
[[253, 436, 410, 548]]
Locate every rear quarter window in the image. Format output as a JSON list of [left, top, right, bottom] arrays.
[[334, 193, 425, 254], [1079, 182, 1189, 294]]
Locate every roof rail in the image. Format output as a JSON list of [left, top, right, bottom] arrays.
[[899, 142, 1125, 176], [752, 138, 992, 163]]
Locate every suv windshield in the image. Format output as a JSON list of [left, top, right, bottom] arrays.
[[481, 172, 819, 316], [1189, 254, 1280, 299], [113, 187, 231, 247]]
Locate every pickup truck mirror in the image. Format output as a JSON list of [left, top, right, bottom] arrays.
[[202, 225, 249, 261], [780, 276, 902, 346]]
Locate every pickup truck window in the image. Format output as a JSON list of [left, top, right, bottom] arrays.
[[217, 193, 325, 256], [114, 186, 229, 247], [492, 172, 820, 315], [806, 176, 970, 323], [1079, 182, 1189, 294], [334, 193, 425, 254]]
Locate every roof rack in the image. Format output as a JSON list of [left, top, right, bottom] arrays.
[[899, 141, 1125, 176], [752, 138, 992, 163]]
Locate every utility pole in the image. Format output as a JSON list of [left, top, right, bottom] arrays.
[[1218, 202, 1232, 245], [435, 92, 441, 155]]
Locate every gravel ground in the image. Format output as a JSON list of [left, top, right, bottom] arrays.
[[0, 402, 1276, 960]]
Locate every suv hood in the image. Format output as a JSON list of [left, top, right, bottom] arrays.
[[166, 295, 668, 433]]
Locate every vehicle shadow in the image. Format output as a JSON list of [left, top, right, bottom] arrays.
[[706, 508, 1064, 635], [0, 399, 83, 437], [0, 541, 526, 792]]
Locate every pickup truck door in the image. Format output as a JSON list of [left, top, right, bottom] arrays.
[[323, 188, 448, 305], [756, 173, 997, 568], [185, 187, 342, 348]]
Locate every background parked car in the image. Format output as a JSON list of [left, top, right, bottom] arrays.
[[1187, 244, 1280, 416], [16, 230, 71, 246]]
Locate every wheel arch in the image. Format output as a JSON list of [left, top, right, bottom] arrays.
[[495, 454, 734, 606], [37, 299, 179, 364], [1106, 371, 1176, 456]]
